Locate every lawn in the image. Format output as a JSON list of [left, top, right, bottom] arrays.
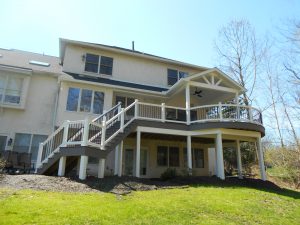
[[0, 186, 299, 225]]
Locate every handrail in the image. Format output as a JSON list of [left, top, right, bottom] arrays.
[[36, 100, 263, 171], [92, 102, 121, 124]]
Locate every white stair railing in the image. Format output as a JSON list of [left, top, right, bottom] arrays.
[[36, 100, 263, 171]]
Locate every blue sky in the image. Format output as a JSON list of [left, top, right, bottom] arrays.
[[0, 0, 299, 67]]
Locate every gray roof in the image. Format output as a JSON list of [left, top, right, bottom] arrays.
[[0, 48, 61, 74], [65, 72, 168, 92]]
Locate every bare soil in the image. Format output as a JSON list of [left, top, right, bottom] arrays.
[[0, 174, 286, 195]]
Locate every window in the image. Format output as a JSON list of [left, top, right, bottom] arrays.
[[115, 96, 135, 116], [66, 87, 105, 114], [13, 133, 47, 161], [100, 56, 113, 75], [183, 148, 204, 168], [66, 88, 80, 111], [80, 89, 92, 112], [157, 146, 168, 166], [167, 69, 188, 86], [85, 54, 99, 73], [0, 76, 23, 105], [84, 53, 113, 75], [157, 146, 180, 167]]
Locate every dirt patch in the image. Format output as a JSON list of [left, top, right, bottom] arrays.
[[0, 174, 290, 195]]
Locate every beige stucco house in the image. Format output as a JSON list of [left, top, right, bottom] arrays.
[[0, 39, 266, 181]]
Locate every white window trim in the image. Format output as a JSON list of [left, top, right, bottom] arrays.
[[66, 87, 105, 115], [83, 53, 113, 77]]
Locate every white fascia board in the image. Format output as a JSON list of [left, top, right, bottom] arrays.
[[0, 64, 32, 75]]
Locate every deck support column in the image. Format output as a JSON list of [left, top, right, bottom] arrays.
[[136, 130, 141, 178], [114, 146, 119, 175], [58, 156, 66, 177], [236, 140, 243, 179], [185, 83, 191, 125], [98, 158, 105, 179], [256, 137, 267, 181], [118, 141, 123, 177], [79, 155, 88, 180], [187, 135, 192, 175], [216, 132, 225, 180]]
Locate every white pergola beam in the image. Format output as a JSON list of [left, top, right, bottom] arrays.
[[189, 80, 237, 93]]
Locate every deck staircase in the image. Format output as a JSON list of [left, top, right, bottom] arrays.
[[35, 99, 263, 175]]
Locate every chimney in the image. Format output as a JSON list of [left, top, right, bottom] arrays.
[[132, 41, 135, 51]]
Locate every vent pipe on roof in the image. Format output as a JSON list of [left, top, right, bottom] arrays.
[[132, 41, 135, 51]]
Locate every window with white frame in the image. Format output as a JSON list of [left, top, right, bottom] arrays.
[[167, 69, 188, 86], [84, 53, 113, 75], [157, 146, 180, 167], [66, 87, 105, 114], [13, 133, 47, 161], [0, 75, 23, 105]]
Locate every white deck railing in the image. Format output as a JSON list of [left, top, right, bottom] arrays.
[[36, 100, 262, 170]]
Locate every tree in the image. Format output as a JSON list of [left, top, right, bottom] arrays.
[[214, 19, 267, 106]]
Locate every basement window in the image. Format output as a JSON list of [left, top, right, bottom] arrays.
[[29, 60, 50, 67]]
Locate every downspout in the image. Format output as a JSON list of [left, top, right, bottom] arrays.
[[52, 79, 61, 131]]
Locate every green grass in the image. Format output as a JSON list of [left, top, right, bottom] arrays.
[[0, 186, 299, 225]]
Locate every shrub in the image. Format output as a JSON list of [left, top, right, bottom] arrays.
[[0, 158, 5, 178], [160, 168, 177, 180]]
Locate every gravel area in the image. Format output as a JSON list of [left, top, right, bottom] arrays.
[[0, 174, 283, 195]]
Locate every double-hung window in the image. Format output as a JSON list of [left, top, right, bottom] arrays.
[[167, 69, 188, 86], [0, 75, 23, 105], [84, 53, 113, 76], [66, 87, 105, 114], [157, 146, 180, 167]]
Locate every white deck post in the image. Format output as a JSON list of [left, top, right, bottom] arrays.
[[135, 130, 141, 178], [256, 137, 267, 181], [161, 103, 166, 122], [118, 141, 124, 177], [218, 102, 223, 121], [187, 135, 192, 175], [79, 155, 88, 180], [134, 99, 139, 118], [185, 83, 191, 125], [62, 120, 69, 147], [82, 118, 90, 146], [58, 156, 66, 176], [114, 146, 119, 175], [216, 132, 225, 180], [120, 109, 125, 132], [100, 116, 107, 149], [35, 143, 44, 172], [236, 140, 243, 179], [98, 158, 106, 179]]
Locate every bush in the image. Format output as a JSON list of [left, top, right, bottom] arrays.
[[160, 168, 177, 180], [0, 158, 5, 177]]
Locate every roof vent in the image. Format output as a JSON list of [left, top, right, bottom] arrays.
[[0, 54, 2, 58], [29, 60, 50, 67], [132, 41, 135, 51]]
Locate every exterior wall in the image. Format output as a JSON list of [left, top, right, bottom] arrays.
[[55, 81, 113, 126], [0, 72, 58, 150], [121, 137, 210, 178], [62, 44, 203, 88]]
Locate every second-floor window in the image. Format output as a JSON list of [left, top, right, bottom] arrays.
[[0, 75, 23, 105], [66, 87, 105, 114], [167, 69, 188, 86], [84, 53, 113, 76]]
